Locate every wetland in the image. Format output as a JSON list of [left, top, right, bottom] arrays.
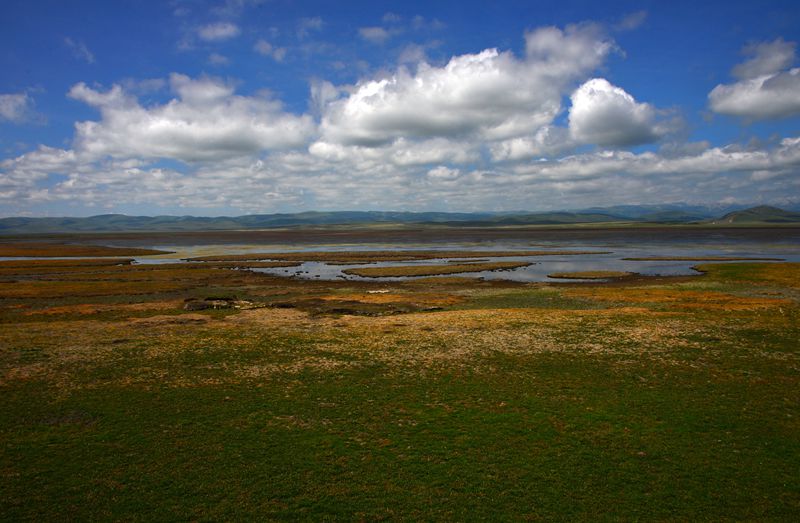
[[1, 226, 799, 520]]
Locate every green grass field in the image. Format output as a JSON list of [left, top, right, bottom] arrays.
[[1, 259, 799, 520]]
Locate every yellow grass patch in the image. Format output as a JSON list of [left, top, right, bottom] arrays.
[[564, 287, 792, 311], [24, 301, 181, 316], [697, 262, 800, 289], [317, 292, 462, 306]]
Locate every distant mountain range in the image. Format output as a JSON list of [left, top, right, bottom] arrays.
[[1, 205, 798, 234]]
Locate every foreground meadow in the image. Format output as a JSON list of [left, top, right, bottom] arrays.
[[1, 251, 799, 520]]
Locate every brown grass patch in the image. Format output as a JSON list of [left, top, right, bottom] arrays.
[[0, 258, 134, 269], [343, 262, 531, 278], [0, 242, 169, 257], [0, 280, 188, 298], [129, 314, 210, 326], [24, 301, 181, 316]]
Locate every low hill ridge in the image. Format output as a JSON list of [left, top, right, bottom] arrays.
[[1, 206, 798, 233]]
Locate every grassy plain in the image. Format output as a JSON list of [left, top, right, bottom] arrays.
[[1, 244, 799, 520]]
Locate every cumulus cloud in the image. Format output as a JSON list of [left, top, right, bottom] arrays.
[[66, 74, 314, 163], [732, 38, 796, 79], [709, 69, 800, 120], [318, 24, 613, 148], [569, 78, 665, 147], [197, 22, 240, 41], [64, 37, 95, 64], [524, 23, 614, 80], [490, 127, 573, 161], [0, 93, 35, 123], [709, 38, 800, 120], [3, 23, 798, 215]]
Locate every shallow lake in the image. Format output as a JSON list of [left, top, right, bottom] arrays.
[[128, 229, 800, 282]]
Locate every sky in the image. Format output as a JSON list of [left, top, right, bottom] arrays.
[[1, 0, 799, 217]]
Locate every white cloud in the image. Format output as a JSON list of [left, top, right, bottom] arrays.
[[64, 37, 95, 64], [398, 44, 429, 64], [254, 40, 287, 61], [427, 166, 460, 179], [197, 22, 240, 41], [709, 68, 800, 120], [614, 11, 647, 32], [0, 93, 34, 123], [66, 74, 314, 163], [208, 53, 230, 66], [709, 38, 800, 120], [297, 17, 323, 38], [732, 38, 796, 79], [3, 24, 798, 215], [309, 80, 340, 116], [524, 23, 613, 80], [318, 24, 613, 148], [490, 127, 573, 161], [569, 78, 665, 147], [358, 27, 392, 44], [3, 134, 800, 213]]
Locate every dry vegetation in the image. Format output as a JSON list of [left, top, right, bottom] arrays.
[[342, 261, 531, 277], [0, 242, 169, 257]]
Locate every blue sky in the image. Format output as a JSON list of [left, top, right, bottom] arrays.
[[1, 0, 799, 216]]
